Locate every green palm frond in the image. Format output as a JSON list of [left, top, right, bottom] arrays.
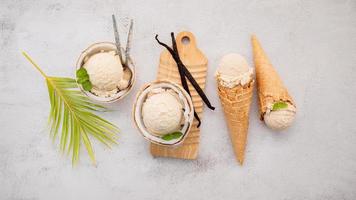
[[22, 52, 119, 165]]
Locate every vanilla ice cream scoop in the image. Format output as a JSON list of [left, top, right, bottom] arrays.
[[142, 90, 183, 136], [216, 53, 253, 88], [264, 102, 296, 130], [83, 51, 124, 97]]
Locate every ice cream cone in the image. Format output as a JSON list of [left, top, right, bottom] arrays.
[[217, 78, 254, 164], [251, 35, 295, 120]]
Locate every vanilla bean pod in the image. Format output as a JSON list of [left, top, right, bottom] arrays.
[[170, 32, 215, 111], [155, 33, 216, 127], [155, 34, 215, 110], [155, 34, 202, 127], [155, 35, 215, 110], [170, 33, 202, 127]]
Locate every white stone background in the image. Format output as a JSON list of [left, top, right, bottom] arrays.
[[1, 0, 356, 199]]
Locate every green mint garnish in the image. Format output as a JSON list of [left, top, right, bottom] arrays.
[[76, 68, 92, 91], [77, 74, 89, 84], [161, 131, 183, 141], [82, 81, 92, 91], [272, 102, 288, 111], [76, 67, 87, 77]]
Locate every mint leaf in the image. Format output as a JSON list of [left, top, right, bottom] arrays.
[[82, 81, 92, 91], [272, 102, 288, 111], [77, 74, 89, 84], [161, 134, 173, 141], [76, 68, 87, 78], [161, 131, 183, 141], [76, 68, 92, 91], [170, 132, 183, 139]]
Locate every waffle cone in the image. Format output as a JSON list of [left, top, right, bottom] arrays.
[[217, 79, 254, 164], [251, 35, 295, 120]]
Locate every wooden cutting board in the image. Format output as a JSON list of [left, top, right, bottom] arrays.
[[150, 31, 208, 159]]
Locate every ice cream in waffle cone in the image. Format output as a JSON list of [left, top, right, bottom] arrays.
[[216, 53, 254, 164], [251, 35, 296, 130]]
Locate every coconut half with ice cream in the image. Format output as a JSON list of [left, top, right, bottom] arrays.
[[133, 80, 194, 146], [76, 42, 135, 103]]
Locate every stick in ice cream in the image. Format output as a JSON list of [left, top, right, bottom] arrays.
[[251, 35, 296, 130], [142, 88, 183, 136], [216, 53, 254, 165]]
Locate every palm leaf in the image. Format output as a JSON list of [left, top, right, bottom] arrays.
[[22, 52, 119, 165]]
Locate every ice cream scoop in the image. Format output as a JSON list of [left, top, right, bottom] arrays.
[[83, 50, 124, 97], [264, 102, 296, 130], [142, 89, 183, 136], [216, 53, 254, 88], [133, 81, 194, 146]]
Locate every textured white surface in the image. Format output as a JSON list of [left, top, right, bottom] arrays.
[[1, 0, 356, 199]]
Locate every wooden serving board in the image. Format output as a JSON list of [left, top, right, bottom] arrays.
[[150, 31, 208, 159]]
